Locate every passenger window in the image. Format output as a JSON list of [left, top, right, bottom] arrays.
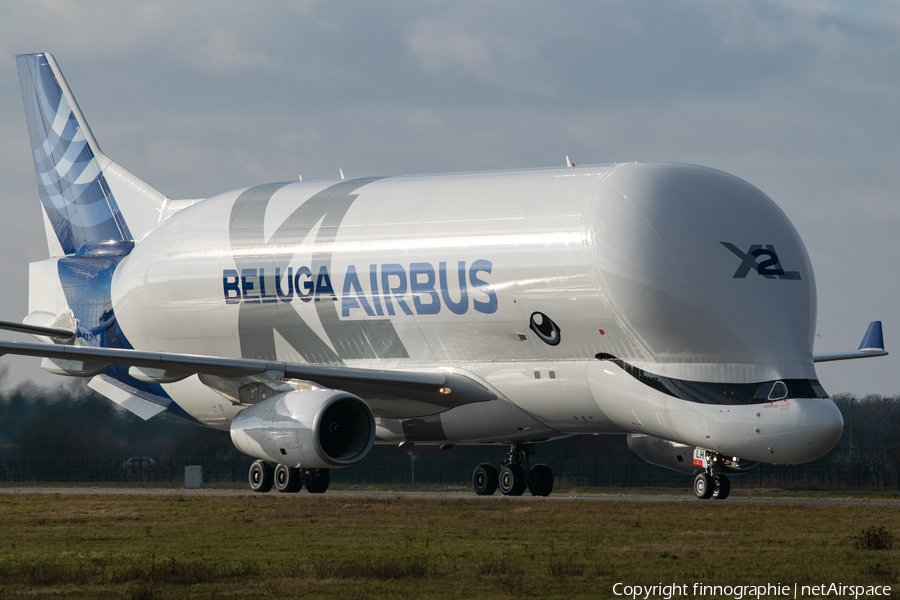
[[768, 381, 787, 401]]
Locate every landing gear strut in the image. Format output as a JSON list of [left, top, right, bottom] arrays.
[[249, 461, 330, 494], [692, 449, 731, 501], [471, 444, 554, 497]]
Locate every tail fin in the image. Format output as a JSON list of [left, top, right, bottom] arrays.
[[16, 53, 167, 256]]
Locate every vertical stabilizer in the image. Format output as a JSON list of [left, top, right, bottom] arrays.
[[16, 53, 169, 256]]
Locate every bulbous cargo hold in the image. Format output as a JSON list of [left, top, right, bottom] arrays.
[[588, 163, 816, 378], [584, 164, 843, 468]]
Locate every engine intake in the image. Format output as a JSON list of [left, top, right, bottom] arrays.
[[230, 389, 375, 468]]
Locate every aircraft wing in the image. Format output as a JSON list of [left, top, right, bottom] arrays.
[[0, 338, 497, 416], [813, 321, 888, 363]]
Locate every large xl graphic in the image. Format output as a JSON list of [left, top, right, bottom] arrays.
[[720, 242, 801, 280], [228, 179, 410, 363]]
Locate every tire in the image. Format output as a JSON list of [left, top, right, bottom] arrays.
[[249, 460, 274, 493], [527, 464, 553, 497], [499, 464, 527, 496], [472, 463, 499, 496], [693, 472, 714, 500], [712, 473, 731, 500], [275, 464, 303, 493], [305, 468, 330, 494]]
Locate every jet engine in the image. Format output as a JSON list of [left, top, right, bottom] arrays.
[[230, 389, 375, 468], [627, 434, 759, 475]]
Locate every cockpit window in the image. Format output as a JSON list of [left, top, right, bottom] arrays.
[[786, 381, 826, 399], [677, 378, 829, 405], [595, 354, 830, 405], [641, 373, 831, 405], [752, 382, 773, 400], [768, 382, 788, 401]]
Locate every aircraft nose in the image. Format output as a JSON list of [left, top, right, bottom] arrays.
[[799, 399, 844, 461]]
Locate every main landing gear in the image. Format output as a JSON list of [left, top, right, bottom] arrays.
[[472, 443, 554, 497], [248, 460, 330, 494]]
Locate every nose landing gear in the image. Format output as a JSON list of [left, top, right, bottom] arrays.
[[693, 472, 714, 499], [711, 473, 730, 500], [471, 444, 554, 497], [692, 450, 732, 500]]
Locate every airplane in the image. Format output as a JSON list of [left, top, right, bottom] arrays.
[[2, 52, 887, 500]]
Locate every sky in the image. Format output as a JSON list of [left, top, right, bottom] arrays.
[[0, 0, 897, 395]]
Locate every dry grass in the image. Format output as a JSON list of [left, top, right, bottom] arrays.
[[0, 493, 897, 598]]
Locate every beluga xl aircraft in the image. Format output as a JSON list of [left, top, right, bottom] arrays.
[[2, 53, 887, 499]]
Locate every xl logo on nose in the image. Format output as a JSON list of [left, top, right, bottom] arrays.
[[720, 242, 801, 280]]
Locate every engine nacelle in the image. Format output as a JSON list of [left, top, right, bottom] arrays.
[[230, 389, 375, 468], [627, 434, 759, 474]]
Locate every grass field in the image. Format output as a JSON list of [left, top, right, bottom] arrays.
[[0, 490, 897, 599]]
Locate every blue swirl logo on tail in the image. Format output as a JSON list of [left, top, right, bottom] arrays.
[[16, 53, 131, 255]]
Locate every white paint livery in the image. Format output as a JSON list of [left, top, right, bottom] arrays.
[[4, 53, 887, 498], [106, 165, 834, 461]]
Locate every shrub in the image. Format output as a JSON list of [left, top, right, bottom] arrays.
[[853, 526, 895, 551]]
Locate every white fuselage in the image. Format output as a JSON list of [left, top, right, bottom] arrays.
[[88, 162, 841, 463]]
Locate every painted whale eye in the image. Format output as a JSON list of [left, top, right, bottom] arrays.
[[529, 312, 561, 346]]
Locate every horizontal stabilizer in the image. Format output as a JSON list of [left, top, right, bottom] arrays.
[[813, 321, 888, 363], [88, 376, 167, 420], [0, 319, 74, 342]]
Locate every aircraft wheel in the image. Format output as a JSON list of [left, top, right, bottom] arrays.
[[712, 473, 731, 500], [305, 468, 330, 494], [499, 464, 527, 496], [249, 460, 273, 493], [527, 464, 554, 497], [473, 463, 499, 496], [693, 472, 714, 500], [274, 464, 303, 493]]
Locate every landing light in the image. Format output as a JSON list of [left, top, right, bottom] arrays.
[[439, 387, 451, 395]]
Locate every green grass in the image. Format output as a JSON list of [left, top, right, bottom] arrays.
[[0, 492, 898, 598]]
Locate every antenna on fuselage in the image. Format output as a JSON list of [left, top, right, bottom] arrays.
[[340, 169, 345, 180], [566, 156, 575, 168], [298, 174, 303, 181]]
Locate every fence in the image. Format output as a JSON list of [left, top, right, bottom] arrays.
[[1, 457, 900, 491]]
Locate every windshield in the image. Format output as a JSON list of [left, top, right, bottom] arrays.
[[596, 353, 829, 405]]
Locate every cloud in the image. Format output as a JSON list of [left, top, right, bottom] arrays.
[[179, 28, 273, 75], [406, 18, 530, 87]]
